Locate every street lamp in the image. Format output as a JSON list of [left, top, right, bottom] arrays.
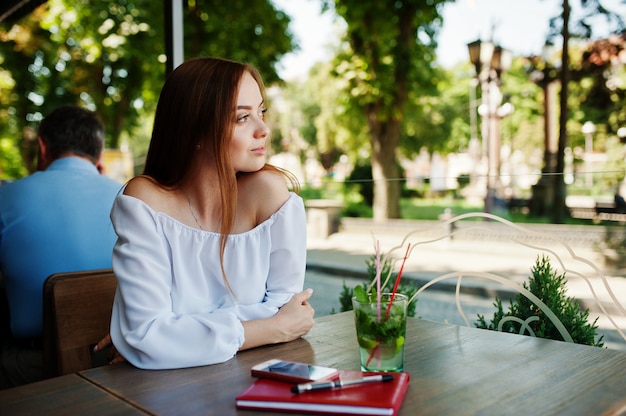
[[527, 42, 561, 217], [581, 121, 596, 188], [468, 39, 512, 214]]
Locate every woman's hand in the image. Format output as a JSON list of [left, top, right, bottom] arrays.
[[240, 288, 315, 350], [273, 288, 315, 342], [93, 333, 126, 364]]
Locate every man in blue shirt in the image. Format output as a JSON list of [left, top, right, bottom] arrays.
[[0, 105, 122, 389]]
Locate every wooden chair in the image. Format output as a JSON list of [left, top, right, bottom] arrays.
[[42, 269, 117, 378]]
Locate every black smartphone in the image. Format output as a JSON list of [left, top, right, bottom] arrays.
[[250, 359, 339, 383]]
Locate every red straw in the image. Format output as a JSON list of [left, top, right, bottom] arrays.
[[385, 243, 411, 320], [366, 343, 379, 367], [366, 244, 411, 366]]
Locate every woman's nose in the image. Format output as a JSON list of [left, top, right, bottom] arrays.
[[255, 119, 269, 138]]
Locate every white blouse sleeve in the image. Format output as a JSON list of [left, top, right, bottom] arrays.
[[228, 194, 307, 320], [109, 195, 245, 370]]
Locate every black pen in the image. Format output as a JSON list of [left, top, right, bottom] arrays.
[[291, 374, 394, 394]]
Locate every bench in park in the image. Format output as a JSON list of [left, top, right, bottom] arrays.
[[305, 199, 344, 239], [567, 196, 626, 224]]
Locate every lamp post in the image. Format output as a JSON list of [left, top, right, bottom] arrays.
[[581, 121, 596, 189], [528, 42, 560, 217], [468, 39, 512, 214]]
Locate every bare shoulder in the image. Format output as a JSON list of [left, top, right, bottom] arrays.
[[238, 169, 291, 222], [123, 175, 172, 212]]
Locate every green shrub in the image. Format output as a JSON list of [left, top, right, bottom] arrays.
[[299, 186, 324, 200], [342, 201, 373, 218], [337, 252, 418, 317], [345, 162, 373, 206], [475, 255, 604, 347]]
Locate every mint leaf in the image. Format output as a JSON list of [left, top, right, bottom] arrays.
[[354, 285, 368, 302]]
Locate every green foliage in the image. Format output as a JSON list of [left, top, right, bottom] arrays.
[[0, 0, 296, 178], [342, 200, 373, 218], [298, 186, 324, 201], [1, 0, 167, 155], [0, 138, 28, 179], [337, 251, 418, 317], [401, 64, 471, 155], [322, 0, 453, 219], [353, 290, 407, 346], [345, 160, 406, 208], [301, 60, 368, 160], [338, 281, 356, 313], [346, 161, 373, 206], [598, 136, 626, 193], [183, 0, 294, 86], [476, 255, 604, 347], [399, 198, 481, 220]]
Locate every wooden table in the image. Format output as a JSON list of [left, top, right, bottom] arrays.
[[80, 312, 626, 415], [0, 373, 145, 415], [3, 312, 626, 415]]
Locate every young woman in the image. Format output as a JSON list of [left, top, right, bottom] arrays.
[[106, 57, 314, 370]]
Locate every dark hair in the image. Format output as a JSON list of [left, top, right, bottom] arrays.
[[38, 105, 105, 163], [143, 57, 274, 291], [144, 57, 265, 185]]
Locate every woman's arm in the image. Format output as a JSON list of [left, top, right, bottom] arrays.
[[236, 169, 314, 348], [240, 288, 314, 350]]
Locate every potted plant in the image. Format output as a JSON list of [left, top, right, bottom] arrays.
[[475, 255, 604, 347]]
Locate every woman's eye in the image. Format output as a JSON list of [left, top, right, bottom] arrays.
[[236, 108, 266, 123]]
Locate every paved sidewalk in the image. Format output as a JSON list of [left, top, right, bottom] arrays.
[[305, 218, 626, 351]]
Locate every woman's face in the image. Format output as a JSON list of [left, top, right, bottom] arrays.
[[230, 72, 269, 173]]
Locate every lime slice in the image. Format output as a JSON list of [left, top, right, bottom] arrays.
[[395, 336, 405, 353], [358, 336, 378, 350]]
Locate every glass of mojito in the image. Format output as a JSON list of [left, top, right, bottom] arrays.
[[352, 293, 407, 372]]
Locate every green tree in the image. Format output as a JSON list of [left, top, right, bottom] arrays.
[[0, 0, 296, 178], [546, 0, 625, 222], [184, 0, 293, 86], [400, 63, 479, 157], [0, 0, 165, 161], [400, 65, 460, 156], [309, 60, 368, 165], [322, 0, 453, 221]]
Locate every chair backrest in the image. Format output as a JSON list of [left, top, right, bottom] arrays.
[[42, 269, 117, 378]]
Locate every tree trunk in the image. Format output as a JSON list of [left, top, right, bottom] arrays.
[[552, 0, 570, 223], [367, 110, 401, 221]]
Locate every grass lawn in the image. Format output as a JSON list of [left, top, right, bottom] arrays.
[[400, 198, 484, 220], [301, 185, 600, 225], [399, 197, 596, 225]]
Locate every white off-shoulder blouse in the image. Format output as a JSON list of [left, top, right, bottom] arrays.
[[109, 192, 306, 370]]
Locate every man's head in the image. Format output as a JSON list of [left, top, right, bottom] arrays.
[[37, 105, 105, 170]]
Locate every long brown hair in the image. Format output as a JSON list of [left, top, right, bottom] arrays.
[[143, 57, 290, 291]]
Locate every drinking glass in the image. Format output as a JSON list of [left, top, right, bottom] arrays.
[[352, 293, 407, 372]]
